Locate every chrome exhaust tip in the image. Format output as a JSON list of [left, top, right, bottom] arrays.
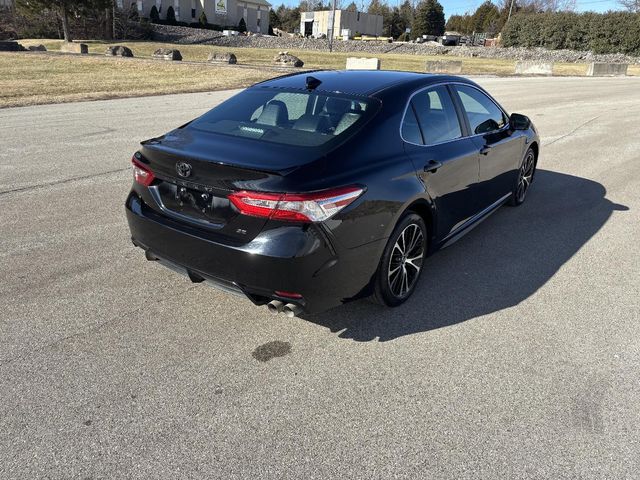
[[267, 300, 285, 315], [283, 303, 303, 318]]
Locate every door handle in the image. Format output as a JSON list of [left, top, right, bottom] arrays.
[[479, 145, 492, 155], [423, 160, 442, 173]]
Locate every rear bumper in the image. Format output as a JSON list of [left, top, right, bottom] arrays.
[[125, 192, 383, 313]]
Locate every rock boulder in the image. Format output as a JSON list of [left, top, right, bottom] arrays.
[[106, 45, 134, 57], [207, 51, 237, 64], [0, 41, 27, 52], [153, 48, 182, 61], [273, 51, 303, 68]]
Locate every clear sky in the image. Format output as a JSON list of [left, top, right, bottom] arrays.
[[272, 0, 623, 16], [443, 0, 621, 15]]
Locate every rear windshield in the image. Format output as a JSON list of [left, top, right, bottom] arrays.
[[189, 88, 378, 147]]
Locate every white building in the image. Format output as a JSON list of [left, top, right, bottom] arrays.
[[121, 0, 271, 33], [300, 10, 383, 38]]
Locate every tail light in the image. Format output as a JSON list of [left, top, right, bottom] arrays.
[[228, 186, 364, 222], [131, 156, 155, 186]]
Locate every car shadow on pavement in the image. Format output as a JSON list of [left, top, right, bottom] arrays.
[[303, 169, 629, 342]]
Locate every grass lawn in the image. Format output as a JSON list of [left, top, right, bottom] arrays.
[[0, 51, 275, 108], [3, 39, 638, 108], [18, 38, 523, 74]]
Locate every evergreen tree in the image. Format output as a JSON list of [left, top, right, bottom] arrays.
[[166, 5, 176, 24], [412, 0, 445, 38], [471, 1, 500, 33], [445, 14, 464, 32], [269, 9, 280, 29], [149, 4, 160, 23], [238, 17, 247, 32], [387, 7, 405, 37], [276, 4, 302, 32], [128, 2, 139, 21], [15, 0, 111, 40], [398, 0, 414, 30], [199, 10, 208, 26], [15, 0, 84, 42], [367, 0, 388, 16]]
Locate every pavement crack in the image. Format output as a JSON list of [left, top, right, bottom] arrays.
[[0, 168, 129, 197], [545, 115, 600, 147]]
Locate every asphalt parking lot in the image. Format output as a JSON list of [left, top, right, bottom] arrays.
[[1, 76, 639, 478]]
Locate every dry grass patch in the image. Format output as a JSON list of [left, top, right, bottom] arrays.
[[20, 39, 521, 74], [21, 39, 638, 77], [6, 40, 639, 108], [0, 52, 277, 108]]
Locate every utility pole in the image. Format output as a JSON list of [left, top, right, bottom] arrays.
[[113, 0, 117, 40], [328, 0, 337, 52], [507, 0, 515, 21]]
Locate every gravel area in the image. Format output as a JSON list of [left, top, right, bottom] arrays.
[[151, 24, 640, 64]]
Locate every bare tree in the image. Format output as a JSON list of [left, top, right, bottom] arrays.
[[511, 0, 577, 11], [618, 0, 640, 12], [541, 0, 576, 11]]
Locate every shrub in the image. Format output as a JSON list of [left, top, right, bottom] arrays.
[[166, 6, 176, 25], [412, 0, 445, 39], [128, 3, 139, 22], [502, 11, 640, 56], [199, 11, 208, 26], [149, 5, 159, 23], [238, 17, 246, 32]]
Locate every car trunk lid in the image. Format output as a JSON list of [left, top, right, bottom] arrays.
[[138, 129, 323, 244]]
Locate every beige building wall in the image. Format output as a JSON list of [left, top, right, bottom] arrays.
[[131, 0, 269, 33], [339, 10, 383, 36], [300, 10, 383, 38]]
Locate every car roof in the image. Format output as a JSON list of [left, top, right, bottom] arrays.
[[254, 70, 474, 97]]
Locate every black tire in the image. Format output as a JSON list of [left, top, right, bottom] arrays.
[[372, 212, 427, 307], [508, 147, 536, 206]]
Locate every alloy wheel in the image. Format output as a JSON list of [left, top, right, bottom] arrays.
[[516, 151, 535, 203], [388, 223, 425, 298]]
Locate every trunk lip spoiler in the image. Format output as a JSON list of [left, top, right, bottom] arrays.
[[139, 141, 301, 177]]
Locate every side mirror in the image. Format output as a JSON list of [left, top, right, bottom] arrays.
[[510, 113, 531, 131]]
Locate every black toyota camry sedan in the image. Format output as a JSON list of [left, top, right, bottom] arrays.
[[126, 70, 539, 316]]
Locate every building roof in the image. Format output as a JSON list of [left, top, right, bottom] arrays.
[[243, 0, 271, 6]]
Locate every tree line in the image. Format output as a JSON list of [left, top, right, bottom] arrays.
[[270, 0, 620, 40], [502, 11, 640, 54], [3, 0, 639, 52], [270, 0, 447, 39]]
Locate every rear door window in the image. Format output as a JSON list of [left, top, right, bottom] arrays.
[[402, 85, 462, 145], [401, 106, 424, 145], [454, 85, 507, 135]]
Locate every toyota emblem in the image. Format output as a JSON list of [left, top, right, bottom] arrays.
[[176, 161, 192, 178]]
